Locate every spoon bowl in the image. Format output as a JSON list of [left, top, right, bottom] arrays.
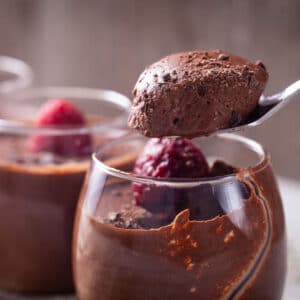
[[217, 79, 300, 134]]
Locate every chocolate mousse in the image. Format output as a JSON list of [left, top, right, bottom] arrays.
[[0, 99, 114, 293], [128, 50, 268, 137], [74, 138, 286, 300], [74, 50, 285, 300], [0, 142, 87, 292]]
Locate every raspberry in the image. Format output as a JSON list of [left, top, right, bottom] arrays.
[[133, 138, 209, 214], [27, 99, 92, 157]]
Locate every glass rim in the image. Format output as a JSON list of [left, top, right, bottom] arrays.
[[0, 86, 131, 135], [92, 133, 269, 187], [0, 56, 33, 93]]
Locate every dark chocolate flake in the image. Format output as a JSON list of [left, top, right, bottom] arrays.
[[210, 160, 238, 177], [108, 212, 122, 222], [229, 111, 242, 127], [172, 117, 179, 126], [163, 73, 171, 82], [242, 66, 251, 81], [197, 86, 206, 97], [218, 53, 229, 61], [255, 60, 266, 71], [209, 61, 221, 67]]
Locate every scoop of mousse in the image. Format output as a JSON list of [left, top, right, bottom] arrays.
[[128, 50, 268, 137]]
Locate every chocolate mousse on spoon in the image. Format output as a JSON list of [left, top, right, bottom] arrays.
[[128, 49, 298, 137]]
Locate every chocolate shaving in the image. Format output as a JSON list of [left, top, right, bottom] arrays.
[[197, 86, 206, 97], [163, 73, 171, 82], [218, 53, 229, 61], [255, 60, 266, 71], [229, 111, 242, 127]]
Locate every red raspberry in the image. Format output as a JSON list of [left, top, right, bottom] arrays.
[[28, 99, 92, 157], [133, 138, 209, 213]]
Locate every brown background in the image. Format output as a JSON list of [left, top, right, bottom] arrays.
[[0, 0, 300, 179]]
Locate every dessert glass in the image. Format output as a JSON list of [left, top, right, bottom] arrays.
[[0, 87, 130, 294], [0, 56, 33, 94], [74, 134, 286, 300]]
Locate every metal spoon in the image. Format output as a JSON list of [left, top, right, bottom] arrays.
[[218, 79, 300, 134]]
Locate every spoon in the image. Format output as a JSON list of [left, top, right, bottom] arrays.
[[218, 79, 300, 134]]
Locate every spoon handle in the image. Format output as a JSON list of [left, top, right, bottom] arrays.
[[259, 79, 300, 107]]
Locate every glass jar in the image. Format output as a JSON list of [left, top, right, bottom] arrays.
[[0, 56, 33, 94], [0, 87, 130, 294], [74, 133, 286, 300]]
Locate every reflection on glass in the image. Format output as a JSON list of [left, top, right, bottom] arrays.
[[0, 56, 33, 94]]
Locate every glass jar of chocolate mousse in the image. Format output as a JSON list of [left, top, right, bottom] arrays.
[[74, 133, 286, 300], [0, 87, 130, 295], [0, 56, 33, 94]]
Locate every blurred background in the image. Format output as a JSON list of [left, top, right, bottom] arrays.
[[0, 0, 300, 179]]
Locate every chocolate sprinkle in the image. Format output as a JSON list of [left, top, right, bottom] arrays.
[[229, 111, 242, 127], [218, 53, 229, 61], [197, 86, 206, 97], [255, 60, 266, 71], [163, 73, 171, 82]]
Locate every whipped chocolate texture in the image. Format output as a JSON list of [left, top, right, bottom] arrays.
[[74, 160, 286, 300], [128, 50, 268, 137]]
